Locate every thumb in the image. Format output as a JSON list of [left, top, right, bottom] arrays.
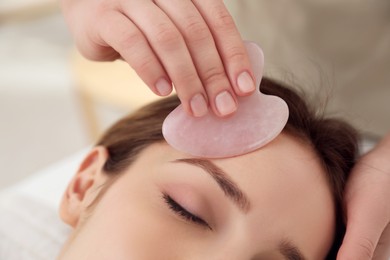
[[337, 210, 387, 260], [337, 225, 377, 260]]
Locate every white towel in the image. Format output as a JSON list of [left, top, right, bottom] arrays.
[[0, 193, 71, 260]]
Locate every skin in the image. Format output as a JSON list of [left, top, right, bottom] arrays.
[[60, 1, 390, 257], [58, 134, 336, 260], [337, 133, 390, 260], [60, 0, 256, 118]]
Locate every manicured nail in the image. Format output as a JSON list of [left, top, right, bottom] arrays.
[[156, 78, 172, 96], [215, 91, 237, 116], [237, 71, 255, 94], [190, 94, 208, 117]]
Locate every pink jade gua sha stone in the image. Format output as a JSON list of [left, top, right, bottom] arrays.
[[162, 42, 289, 158]]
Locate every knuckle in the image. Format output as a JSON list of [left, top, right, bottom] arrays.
[[202, 66, 226, 85], [180, 70, 199, 83], [96, 0, 116, 15], [117, 30, 143, 50], [133, 57, 155, 76], [225, 46, 246, 62], [155, 23, 181, 46], [175, 69, 199, 88], [184, 18, 210, 42], [356, 238, 376, 259], [213, 8, 235, 31], [76, 44, 101, 61]]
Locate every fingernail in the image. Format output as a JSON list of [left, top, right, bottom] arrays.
[[190, 94, 208, 117], [237, 71, 255, 93], [156, 78, 172, 96], [215, 91, 237, 116]]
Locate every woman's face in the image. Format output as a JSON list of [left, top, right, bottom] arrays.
[[59, 134, 335, 260]]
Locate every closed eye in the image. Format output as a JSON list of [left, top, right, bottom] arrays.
[[162, 193, 212, 230]]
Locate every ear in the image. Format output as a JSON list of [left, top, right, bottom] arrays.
[[59, 146, 109, 228]]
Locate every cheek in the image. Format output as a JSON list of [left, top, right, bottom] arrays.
[[71, 175, 211, 260], [76, 183, 174, 259]]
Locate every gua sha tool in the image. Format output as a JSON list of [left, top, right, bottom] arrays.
[[162, 42, 289, 158]]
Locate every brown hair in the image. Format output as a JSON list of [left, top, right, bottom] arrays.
[[96, 77, 359, 259]]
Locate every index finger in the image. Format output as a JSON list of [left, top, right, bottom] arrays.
[[193, 0, 257, 96]]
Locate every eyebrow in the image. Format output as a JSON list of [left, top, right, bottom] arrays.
[[279, 239, 306, 260], [173, 158, 250, 212], [174, 159, 306, 260]]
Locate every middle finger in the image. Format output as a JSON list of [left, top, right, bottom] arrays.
[[121, 0, 209, 117], [155, 0, 238, 117]]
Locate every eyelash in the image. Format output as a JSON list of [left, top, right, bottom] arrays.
[[162, 193, 212, 230]]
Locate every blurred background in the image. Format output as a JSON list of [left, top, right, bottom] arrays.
[[0, 0, 159, 189], [0, 0, 85, 189]]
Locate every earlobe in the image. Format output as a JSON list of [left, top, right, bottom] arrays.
[[59, 146, 109, 227]]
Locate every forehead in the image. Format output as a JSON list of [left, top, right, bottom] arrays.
[[215, 134, 335, 257], [214, 133, 327, 193]]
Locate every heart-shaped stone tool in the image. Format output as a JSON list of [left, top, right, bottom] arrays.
[[162, 42, 289, 158]]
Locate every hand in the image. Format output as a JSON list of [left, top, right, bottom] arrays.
[[60, 0, 257, 117], [338, 133, 390, 260]]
